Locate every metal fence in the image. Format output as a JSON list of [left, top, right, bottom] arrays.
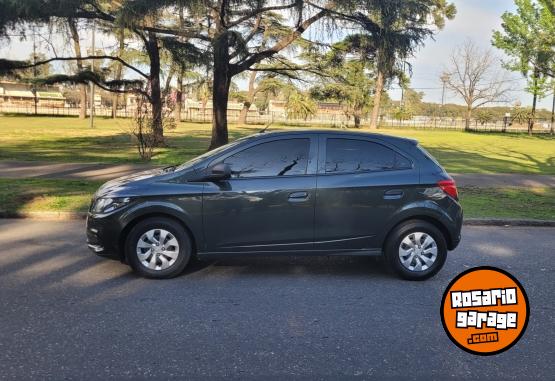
[[0, 104, 136, 118], [183, 108, 355, 126], [0, 104, 355, 126], [1, 103, 553, 134], [380, 117, 554, 134]]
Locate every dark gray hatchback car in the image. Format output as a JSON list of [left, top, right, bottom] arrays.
[[87, 130, 462, 280]]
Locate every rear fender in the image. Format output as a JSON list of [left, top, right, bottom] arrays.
[[378, 200, 460, 249]]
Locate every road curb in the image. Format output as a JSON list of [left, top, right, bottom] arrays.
[[463, 218, 555, 227], [0, 211, 554, 227]]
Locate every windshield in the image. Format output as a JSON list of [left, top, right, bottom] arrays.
[[175, 137, 249, 171]]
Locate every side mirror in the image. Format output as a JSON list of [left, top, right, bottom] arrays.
[[205, 163, 231, 181]]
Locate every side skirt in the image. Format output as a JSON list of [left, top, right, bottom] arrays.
[[196, 248, 383, 260]]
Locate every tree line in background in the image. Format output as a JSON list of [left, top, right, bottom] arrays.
[[0, 0, 456, 149], [438, 0, 554, 135], [0, 0, 553, 149], [492, 0, 555, 134]]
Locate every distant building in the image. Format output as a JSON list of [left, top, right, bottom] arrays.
[[184, 99, 258, 112], [269, 100, 344, 117], [317, 102, 344, 114], [0, 81, 65, 107], [268, 100, 286, 116]]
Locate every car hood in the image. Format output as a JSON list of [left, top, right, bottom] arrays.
[[94, 168, 167, 197], [93, 166, 203, 199]]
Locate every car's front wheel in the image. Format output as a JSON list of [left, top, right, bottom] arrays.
[[384, 220, 447, 281], [126, 217, 192, 279]]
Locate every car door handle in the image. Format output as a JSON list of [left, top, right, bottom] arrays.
[[288, 191, 309, 202], [384, 189, 404, 200]]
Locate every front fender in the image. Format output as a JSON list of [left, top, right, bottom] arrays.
[[119, 199, 203, 250]]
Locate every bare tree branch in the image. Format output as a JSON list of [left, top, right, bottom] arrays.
[[227, 2, 300, 28], [231, 3, 333, 75], [11, 55, 149, 79], [442, 40, 513, 129]]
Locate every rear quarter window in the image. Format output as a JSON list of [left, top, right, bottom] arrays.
[[417, 145, 444, 170], [325, 138, 412, 173]]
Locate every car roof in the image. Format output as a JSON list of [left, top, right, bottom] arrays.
[[249, 129, 418, 145]]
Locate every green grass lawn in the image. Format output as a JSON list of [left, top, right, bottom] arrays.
[[0, 115, 553, 174], [0, 179, 102, 213], [1, 178, 553, 220], [460, 187, 555, 220]]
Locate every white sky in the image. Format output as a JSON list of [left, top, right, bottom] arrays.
[[392, 0, 553, 110], [1, 0, 552, 110]]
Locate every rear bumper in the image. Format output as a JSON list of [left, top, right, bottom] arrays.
[[446, 200, 463, 250], [449, 227, 462, 250]]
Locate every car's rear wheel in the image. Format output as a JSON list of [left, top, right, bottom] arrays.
[[384, 220, 447, 280], [126, 217, 191, 279]]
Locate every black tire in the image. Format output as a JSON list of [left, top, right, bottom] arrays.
[[125, 217, 192, 279], [384, 220, 447, 281]]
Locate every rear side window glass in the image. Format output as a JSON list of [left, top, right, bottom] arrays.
[[417, 145, 443, 168], [325, 138, 411, 173], [224, 139, 310, 178]]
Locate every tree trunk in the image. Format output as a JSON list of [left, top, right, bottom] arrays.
[[465, 106, 472, 131], [201, 98, 208, 121], [369, 70, 384, 129], [146, 31, 163, 143], [68, 19, 87, 119], [111, 92, 119, 119], [111, 28, 125, 118], [238, 103, 250, 125], [78, 87, 87, 119], [173, 6, 186, 124], [354, 114, 361, 128], [164, 64, 176, 96], [550, 91, 554, 136], [209, 34, 231, 149], [529, 83, 538, 136], [238, 70, 257, 125], [174, 68, 184, 122]]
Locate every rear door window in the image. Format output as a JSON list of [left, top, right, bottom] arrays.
[[224, 139, 310, 178], [325, 138, 411, 173]]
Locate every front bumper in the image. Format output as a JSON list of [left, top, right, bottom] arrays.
[[86, 212, 125, 261]]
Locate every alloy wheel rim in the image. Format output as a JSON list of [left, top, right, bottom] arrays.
[[136, 229, 180, 271], [398, 232, 438, 272]]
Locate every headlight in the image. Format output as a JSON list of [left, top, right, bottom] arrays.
[[92, 197, 131, 214]]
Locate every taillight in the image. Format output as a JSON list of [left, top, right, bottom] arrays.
[[438, 179, 458, 200]]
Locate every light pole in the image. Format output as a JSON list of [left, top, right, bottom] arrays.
[[89, 20, 96, 128], [32, 27, 38, 115], [440, 73, 449, 107], [439, 73, 449, 128], [400, 63, 406, 108], [550, 89, 554, 136]]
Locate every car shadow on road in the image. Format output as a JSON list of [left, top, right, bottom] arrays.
[[195, 255, 391, 279]]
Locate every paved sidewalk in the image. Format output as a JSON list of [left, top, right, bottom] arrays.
[[451, 172, 555, 188], [0, 160, 160, 181], [0, 160, 554, 187]]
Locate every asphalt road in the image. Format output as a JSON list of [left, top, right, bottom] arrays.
[[0, 220, 553, 380]]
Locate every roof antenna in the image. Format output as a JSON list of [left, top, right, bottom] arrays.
[[259, 121, 273, 133]]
